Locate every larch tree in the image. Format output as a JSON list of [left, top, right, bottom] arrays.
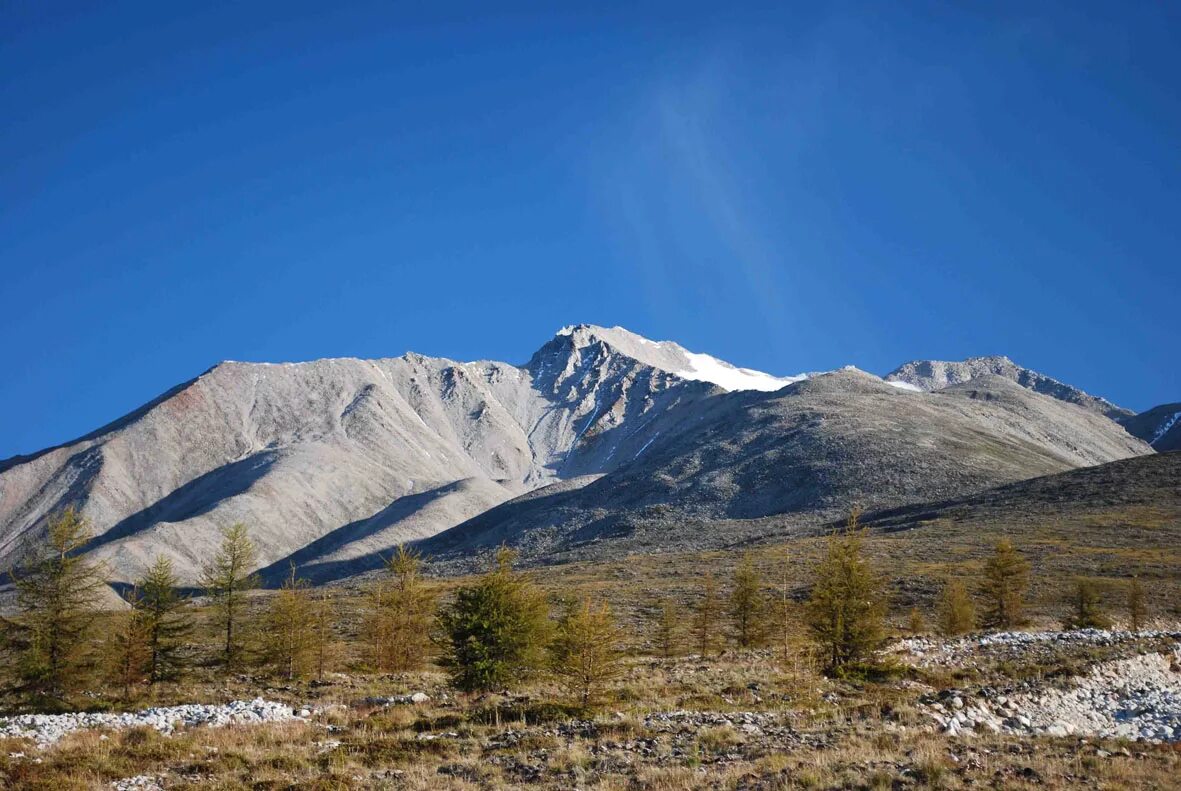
[[7, 508, 109, 701], [777, 566, 796, 666], [135, 555, 191, 684], [979, 539, 1030, 629], [309, 588, 336, 681], [437, 547, 551, 693], [106, 589, 151, 700], [199, 523, 258, 671], [936, 578, 976, 636], [369, 545, 435, 672], [907, 607, 926, 634], [803, 510, 886, 676], [653, 598, 680, 660], [729, 553, 769, 649], [691, 573, 720, 658], [549, 596, 624, 710], [1062, 578, 1110, 630], [1128, 576, 1147, 632], [262, 565, 315, 680]]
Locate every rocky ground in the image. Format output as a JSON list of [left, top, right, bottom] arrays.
[[900, 631, 1181, 743], [0, 698, 302, 747], [2, 629, 1180, 789]]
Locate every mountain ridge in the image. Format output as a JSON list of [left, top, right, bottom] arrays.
[[0, 326, 1159, 585]]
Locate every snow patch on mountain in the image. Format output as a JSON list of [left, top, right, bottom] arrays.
[[1151, 411, 1181, 446], [557, 324, 805, 393], [677, 351, 804, 392], [886, 380, 924, 392]]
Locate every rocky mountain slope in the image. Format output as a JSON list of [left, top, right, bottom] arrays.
[[1119, 403, 1181, 452], [0, 327, 729, 583], [885, 355, 1133, 420], [857, 450, 1181, 535], [0, 327, 1156, 584], [418, 371, 1150, 570]]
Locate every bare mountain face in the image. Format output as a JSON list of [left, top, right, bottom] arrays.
[[0, 327, 1154, 584], [420, 371, 1150, 570], [885, 355, 1133, 420], [0, 326, 751, 584], [1119, 403, 1181, 452]]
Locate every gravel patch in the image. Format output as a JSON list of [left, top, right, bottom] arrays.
[[0, 698, 303, 748], [897, 628, 1181, 667], [915, 637, 1181, 743]]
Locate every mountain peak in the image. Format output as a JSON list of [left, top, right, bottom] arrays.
[[545, 324, 805, 393], [885, 356, 1132, 420]]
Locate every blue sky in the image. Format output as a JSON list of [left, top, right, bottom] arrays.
[[2, 2, 1179, 459]]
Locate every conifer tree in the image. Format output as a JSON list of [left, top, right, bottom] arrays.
[[309, 589, 335, 681], [7, 508, 109, 701], [262, 565, 315, 680], [370, 545, 435, 672], [653, 598, 680, 660], [907, 607, 925, 634], [549, 596, 624, 709], [692, 573, 720, 657], [804, 510, 886, 675], [1062, 578, 1110, 630], [437, 547, 550, 693], [200, 523, 258, 670], [777, 567, 795, 666], [135, 555, 191, 684], [980, 539, 1030, 629], [107, 591, 151, 700], [936, 578, 976, 636], [730, 553, 769, 648], [1128, 575, 1147, 632]]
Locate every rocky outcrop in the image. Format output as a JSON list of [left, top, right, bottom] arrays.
[[885, 355, 1133, 420]]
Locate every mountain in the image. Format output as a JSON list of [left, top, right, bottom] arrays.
[[418, 370, 1150, 571], [857, 450, 1181, 535], [0, 326, 787, 584], [884, 356, 1133, 420], [1119, 403, 1181, 452], [0, 327, 1154, 585]]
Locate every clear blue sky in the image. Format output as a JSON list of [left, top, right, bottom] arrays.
[[2, 2, 1179, 459]]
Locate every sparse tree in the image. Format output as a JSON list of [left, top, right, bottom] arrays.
[[437, 547, 550, 693], [653, 598, 680, 660], [1128, 576, 1147, 632], [980, 539, 1030, 629], [692, 573, 720, 657], [200, 523, 258, 670], [1063, 578, 1110, 630], [7, 508, 109, 700], [804, 510, 886, 675], [778, 567, 795, 666], [107, 591, 151, 700], [262, 565, 315, 680], [135, 555, 191, 684], [370, 545, 435, 672], [309, 589, 336, 681], [907, 607, 925, 634], [936, 578, 976, 636], [549, 596, 624, 709], [730, 554, 769, 648]]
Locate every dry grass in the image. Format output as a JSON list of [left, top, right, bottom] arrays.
[[1, 501, 1179, 788]]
